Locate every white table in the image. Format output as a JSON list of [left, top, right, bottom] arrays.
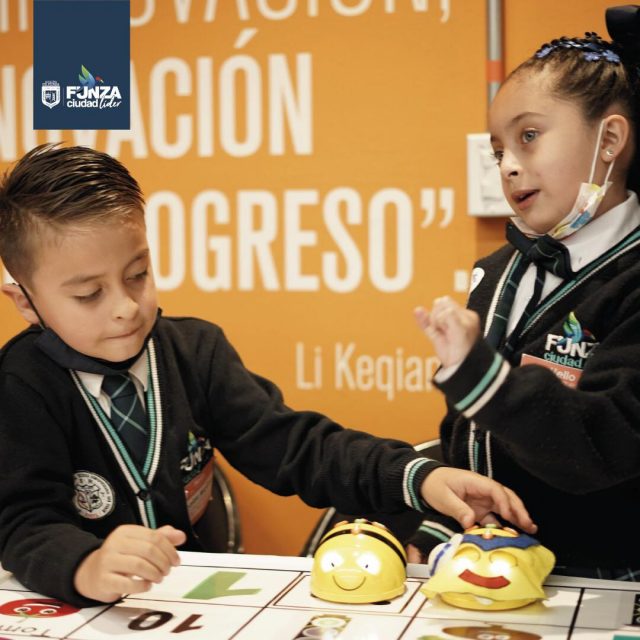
[[0, 552, 638, 639]]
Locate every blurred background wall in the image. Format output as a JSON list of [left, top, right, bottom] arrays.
[[0, 0, 616, 555]]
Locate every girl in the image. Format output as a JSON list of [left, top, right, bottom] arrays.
[[415, 6, 640, 579]]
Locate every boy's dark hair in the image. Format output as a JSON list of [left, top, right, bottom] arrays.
[[0, 144, 145, 285], [508, 32, 640, 195]]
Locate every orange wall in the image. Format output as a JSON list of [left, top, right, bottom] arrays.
[[0, 0, 616, 555]]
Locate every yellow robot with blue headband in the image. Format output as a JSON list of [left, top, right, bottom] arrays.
[[421, 523, 555, 611]]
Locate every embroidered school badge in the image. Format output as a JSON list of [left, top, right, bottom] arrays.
[[72, 471, 115, 520]]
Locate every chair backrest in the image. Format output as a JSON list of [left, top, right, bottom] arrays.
[[300, 439, 441, 557], [193, 464, 243, 554], [414, 438, 442, 461]]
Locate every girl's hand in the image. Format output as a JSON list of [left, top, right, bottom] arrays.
[[420, 467, 537, 534], [414, 297, 480, 368]]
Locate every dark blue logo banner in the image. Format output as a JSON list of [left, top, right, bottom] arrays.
[[34, 0, 130, 130]]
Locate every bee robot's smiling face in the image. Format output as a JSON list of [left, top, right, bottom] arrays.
[[310, 519, 407, 604], [421, 524, 556, 611]]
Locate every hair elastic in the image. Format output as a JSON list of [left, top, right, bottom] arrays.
[[535, 33, 621, 64]]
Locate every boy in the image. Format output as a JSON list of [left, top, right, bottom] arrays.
[[0, 144, 534, 607]]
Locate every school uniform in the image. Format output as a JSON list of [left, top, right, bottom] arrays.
[[0, 316, 442, 606], [415, 193, 640, 573]]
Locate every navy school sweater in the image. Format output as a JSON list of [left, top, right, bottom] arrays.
[[0, 317, 441, 606], [416, 224, 640, 570]]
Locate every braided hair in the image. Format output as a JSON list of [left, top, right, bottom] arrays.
[[506, 6, 640, 195]]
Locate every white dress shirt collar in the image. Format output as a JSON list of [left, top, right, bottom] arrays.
[[564, 191, 640, 271], [506, 191, 640, 335]]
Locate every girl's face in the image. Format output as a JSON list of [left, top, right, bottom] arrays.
[[488, 70, 603, 234]]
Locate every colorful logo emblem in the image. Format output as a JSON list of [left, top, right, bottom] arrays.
[[181, 432, 213, 483], [558, 311, 595, 346], [40, 81, 60, 109], [543, 311, 597, 369], [66, 65, 121, 109], [78, 65, 104, 89]]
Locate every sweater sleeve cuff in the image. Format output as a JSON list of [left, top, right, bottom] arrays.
[[434, 338, 510, 418], [402, 457, 446, 513], [22, 536, 105, 609]]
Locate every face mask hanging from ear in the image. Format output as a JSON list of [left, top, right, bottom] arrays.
[[15, 282, 157, 374], [549, 119, 615, 240]]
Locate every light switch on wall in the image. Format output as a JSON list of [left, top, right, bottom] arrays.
[[466, 133, 512, 217], [453, 269, 469, 293]]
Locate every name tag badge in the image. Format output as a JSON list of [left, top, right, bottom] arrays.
[[184, 457, 214, 524], [520, 353, 582, 389]]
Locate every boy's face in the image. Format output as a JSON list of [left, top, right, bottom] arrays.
[[23, 215, 158, 362], [488, 71, 602, 234]]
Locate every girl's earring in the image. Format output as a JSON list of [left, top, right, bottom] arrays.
[[605, 149, 615, 158]]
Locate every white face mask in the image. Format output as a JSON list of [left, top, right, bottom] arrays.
[[514, 119, 615, 239], [550, 119, 615, 239]]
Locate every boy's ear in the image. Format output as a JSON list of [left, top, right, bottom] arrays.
[[600, 114, 630, 161], [1, 283, 41, 325]]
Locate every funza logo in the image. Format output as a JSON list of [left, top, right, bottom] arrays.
[[543, 311, 597, 369], [66, 65, 122, 109]]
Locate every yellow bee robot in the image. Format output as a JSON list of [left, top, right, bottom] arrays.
[[311, 519, 407, 604]]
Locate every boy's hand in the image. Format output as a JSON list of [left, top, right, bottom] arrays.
[[74, 524, 186, 603], [420, 467, 537, 534], [414, 297, 480, 368]]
